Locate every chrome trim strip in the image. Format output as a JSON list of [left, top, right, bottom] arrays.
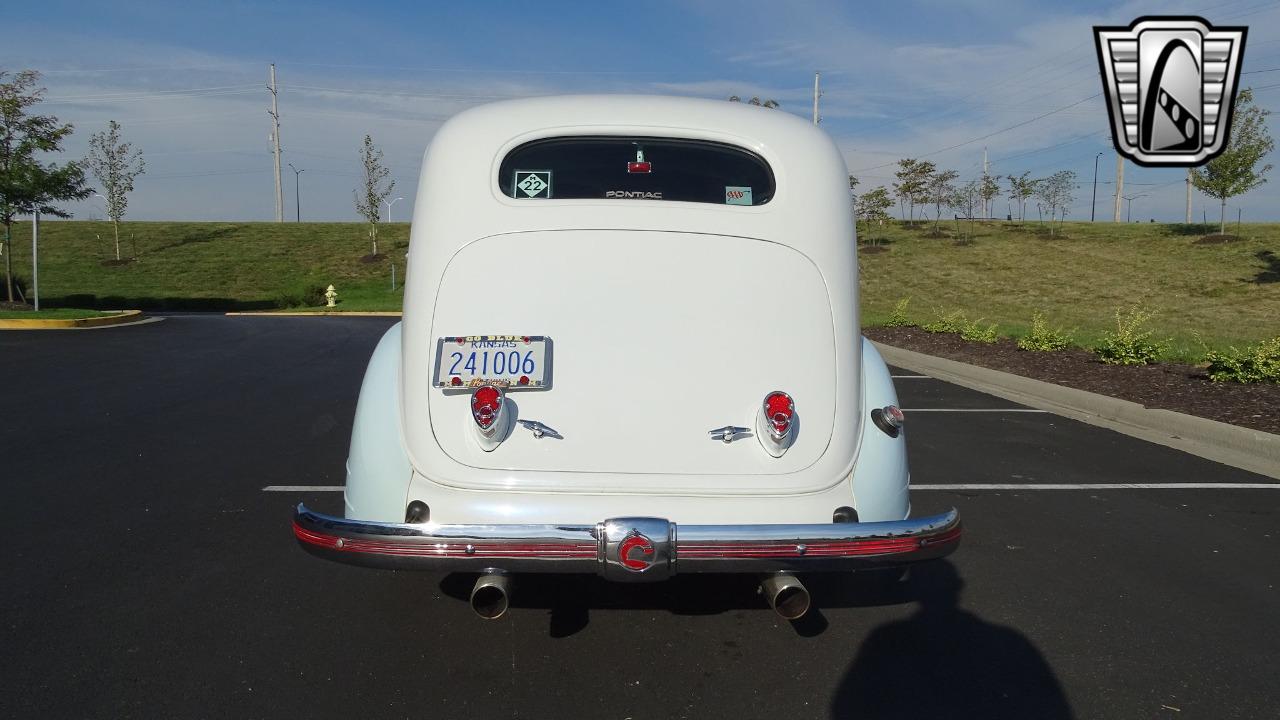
[[293, 505, 960, 576]]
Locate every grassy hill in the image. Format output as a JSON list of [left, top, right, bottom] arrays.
[[3, 219, 1277, 359], [3, 221, 408, 312], [858, 219, 1280, 360]]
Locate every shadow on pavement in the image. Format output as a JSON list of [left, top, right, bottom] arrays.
[[829, 560, 1073, 720], [438, 567, 920, 638]]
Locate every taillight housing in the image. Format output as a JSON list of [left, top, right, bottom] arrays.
[[757, 390, 796, 457], [871, 404, 904, 438], [470, 385, 508, 451], [471, 385, 503, 431]]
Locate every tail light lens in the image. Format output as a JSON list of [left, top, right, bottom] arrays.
[[763, 391, 794, 439], [471, 385, 503, 431]]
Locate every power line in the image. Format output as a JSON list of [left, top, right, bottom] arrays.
[[43, 85, 259, 102], [850, 93, 1102, 172], [286, 85, 518, 101]]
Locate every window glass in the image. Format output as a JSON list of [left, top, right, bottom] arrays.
[[499, 137, 775, 205]]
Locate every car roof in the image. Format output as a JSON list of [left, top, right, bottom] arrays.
[[410, 94, 853, 250]]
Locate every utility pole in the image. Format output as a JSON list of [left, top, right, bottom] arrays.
[[268, 64, 284, 223], [288, 163, 305, 222], [982, 147, 989, 217], [1091, 152, 1103, 221], [1112, 154, 1124, 222], [812, 72, 821, 125], [1185, 168, 1193, 223]]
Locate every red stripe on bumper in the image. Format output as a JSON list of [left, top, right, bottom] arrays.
[[293, 522, 599, 559], [676, 526, 962, 560]]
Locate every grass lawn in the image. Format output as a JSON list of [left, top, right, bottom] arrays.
[[0, 308, 120, 320], [2, 220, 1277, 359], [858, 220, 1280, 360], [2, 221, 408, 312]]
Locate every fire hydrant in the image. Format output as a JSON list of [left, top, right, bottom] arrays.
[[324, 284, 338, 308]]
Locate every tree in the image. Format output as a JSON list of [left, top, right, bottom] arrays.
[[353, 134, 395, 257], [957, 180, 979, 240], [0, 69, 91, 303], [1191, 88, 1273, 234], [893, 158, 935, 222], [979, 172, 1000, 219], [855, 186, 893, 230], [925, 168, 959, 234], [728, 95, 780, 108], [1006, 171, 1037, 221], [85, 120, 145, 261], [1035, 170, 1076, 235], [848, 175, 859, 192]]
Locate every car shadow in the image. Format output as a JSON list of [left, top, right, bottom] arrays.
[[828, 560, 1073, 720], [439, 564, 937, 639]]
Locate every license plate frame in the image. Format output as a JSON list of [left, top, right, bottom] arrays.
[[432, 335, 553, 391]]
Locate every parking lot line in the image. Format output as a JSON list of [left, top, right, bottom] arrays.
[[891, 374, 929, 379], [264, 482, 1279, 494], [912, 482, 1280, 490], [901, 408, 1048, 413]]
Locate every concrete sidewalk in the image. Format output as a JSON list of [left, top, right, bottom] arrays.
[[874, 342, 1280, 481]]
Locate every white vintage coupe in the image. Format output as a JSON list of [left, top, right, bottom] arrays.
[[293, 95, 960, 620]]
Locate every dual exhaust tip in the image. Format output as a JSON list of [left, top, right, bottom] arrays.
[[468, 572, 811, 621]]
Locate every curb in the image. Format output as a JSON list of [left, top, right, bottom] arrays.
[[873, 342, 1280, 481], [224, 311, 403, 317], [0, 310, 146, 330]]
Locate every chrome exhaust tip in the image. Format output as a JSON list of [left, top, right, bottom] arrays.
[[470, 572, 511, 620], [760, 573, 810, 620]]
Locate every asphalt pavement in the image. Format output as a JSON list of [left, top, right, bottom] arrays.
[[2, 316, 1277, 719]]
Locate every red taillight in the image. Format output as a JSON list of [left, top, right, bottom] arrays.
[[763, 391, 794, 438], [471, 385, 503, 430], [627, 161, 652, 174]]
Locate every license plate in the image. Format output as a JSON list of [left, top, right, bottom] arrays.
[[433, 335, 552, 390]]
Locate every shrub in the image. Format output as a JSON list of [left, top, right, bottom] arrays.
[[1205, 337, 1280, 383], [960, 318, 998, 343], [921, 308, 965, 334], [274, 277, 326, 308], [1094, 306, 1168, 365], [1017, 312, 1074, 352], [885, 297, 912, 327]]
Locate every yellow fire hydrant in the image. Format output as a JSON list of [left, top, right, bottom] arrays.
[[324, 284, 338, 308]]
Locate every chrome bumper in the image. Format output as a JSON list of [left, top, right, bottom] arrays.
[[294, 504, 960, 581]]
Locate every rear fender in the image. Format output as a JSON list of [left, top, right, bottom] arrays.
[[850, 338, 910, 522], [344, 322, 413, 522]]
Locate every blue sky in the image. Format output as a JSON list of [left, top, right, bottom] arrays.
[[4, 0, 1278, 222]]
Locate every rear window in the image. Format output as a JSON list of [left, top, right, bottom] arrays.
[[499, 136, 775, 206]]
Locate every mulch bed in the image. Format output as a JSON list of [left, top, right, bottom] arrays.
[[864, 326, 1279, 435]]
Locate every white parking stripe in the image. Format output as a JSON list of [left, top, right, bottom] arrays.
[[263, 485, 345, 492], [912, 483, 1280, 490], [902, 408, 1047, 413], [891, 375, 930, 379]]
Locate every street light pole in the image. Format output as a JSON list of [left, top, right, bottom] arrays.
[[288, 163, 305, 222], [31, 211, 39, 311], [1091, 152, 1103, 221], [385, 197, 404, 223], [1123, 194, 1145, 223]]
